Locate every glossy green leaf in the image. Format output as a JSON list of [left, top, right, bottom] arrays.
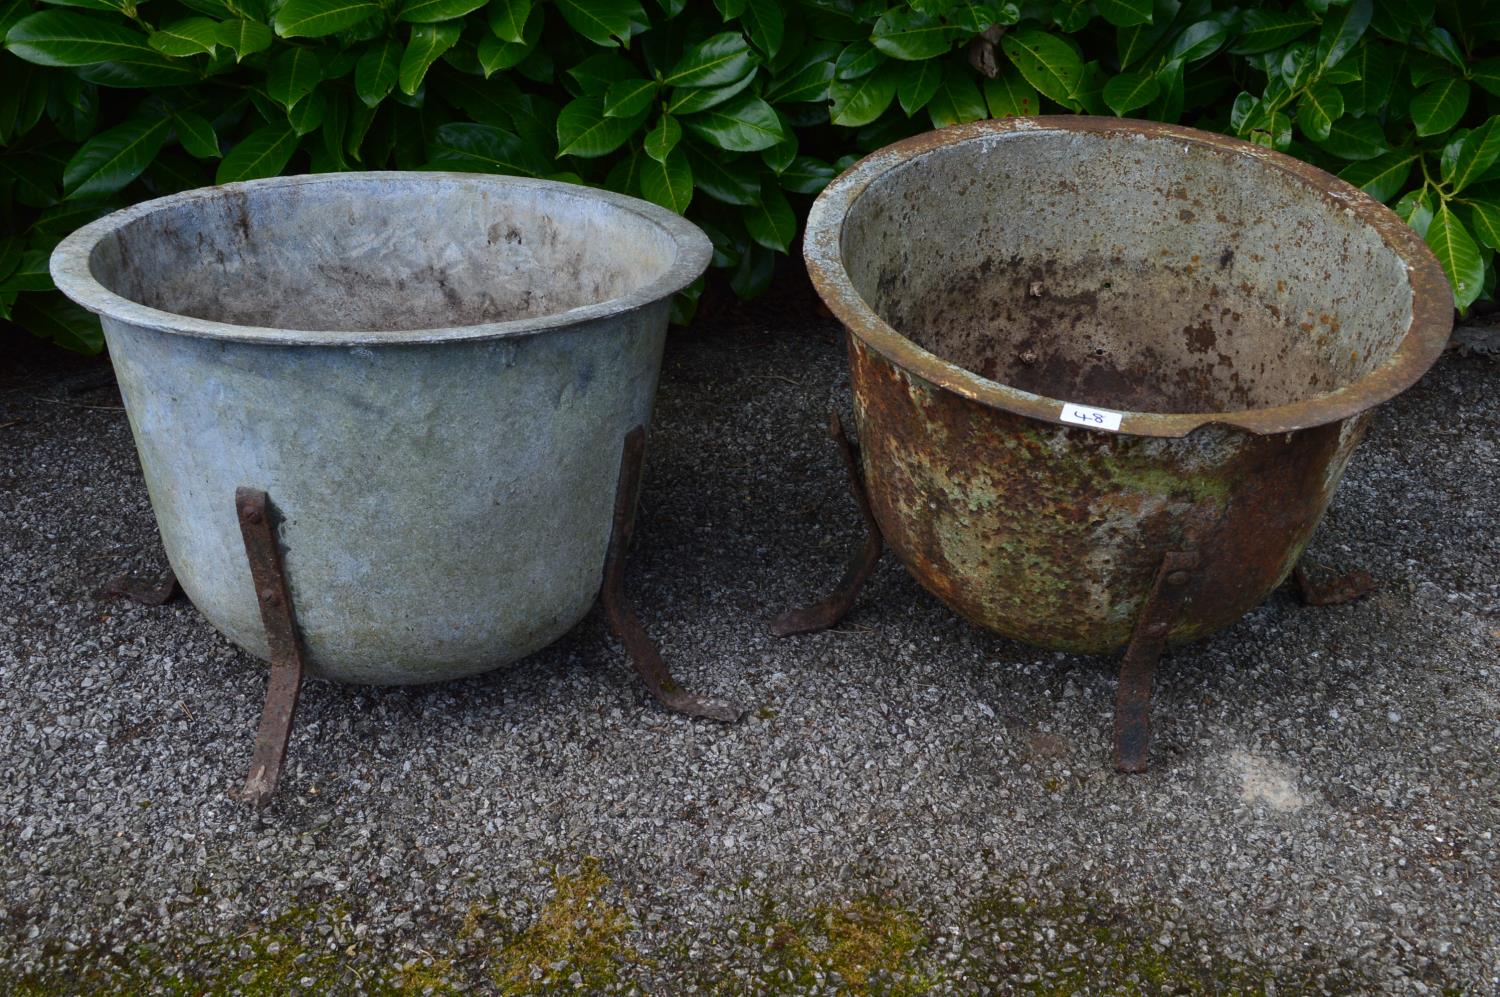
[[741, 0, 782, 58], [1337, 151, 1416, 201], [268, 46, 321, 109], [554, 0, 643, 47], [744, 177, 794, 251], [983, 65, 1040, 118], [834, 40, 881, 80], [767, 57, 833, 103], [427, 121, 546, 175], [556, 94, 644, 156], [666, 71, 756, 114], [1409, 77, 1469, 136], [0, 249, 54, 291], [1102, 69, 1159, 116], [643, 114, 680, 161], [684, 143, 758, 204], [1314, 116, 1387, 160], [664, 32, 754, 88], [926, 60, 986, 128], [487, 0, 531, 41], [399, 0, 485, 23], [477, 25, 537, 74], [173, 110, 220, 158], [1395, 188, 1434, 236], [274, 0, 380, 39], [399, 23, 460, 95], [639, 148, 692, 213], [1168, 17, 1231, 63], [1316, 0, 1372, 72], [1095, 0, 1152, 29], [603, 78, 657, 118], [78, 53, 201, 88], [1474, 58, 1500, 99], [1296, 81, 1343, 142], [780, 154, 834, 194], [1229, 10, 1318, 55], [1426, 203, 1483, 310], [4, 11, 150, 66], [1444, 118, 1500, 193], [1000, 28, 1081, 109], [149, 18, 219, 57], [870, 8, 960, 61], [1466, 199, 1500, 251], [215, 19, 273, 60], [63, 115, 170, 197], [355, 38, 401, 107], [1342, 42, 1394, 117], [685, 93, 785, 150], [829, 62, 896, 127], [896, 58, 941, 116], [217, 124, 299, 182], [287, 87, 326, 134]]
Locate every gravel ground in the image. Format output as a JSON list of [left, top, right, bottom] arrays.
[[2, 279, 1498, 994]]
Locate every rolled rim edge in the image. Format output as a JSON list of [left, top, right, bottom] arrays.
[[49, 171, 714, 347], [803, 116, 1455, 439]]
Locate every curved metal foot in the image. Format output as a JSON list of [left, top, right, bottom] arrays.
[[768, 410, 884, 637], [1113, 550, 1198, 774], [1293, 562, 1375, 606], [602, 427, 744, 723], [230, 487, 307, 808]]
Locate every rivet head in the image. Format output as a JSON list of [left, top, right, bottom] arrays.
[[1167, 570, 1191, 586], [259, 587, 280, 606]]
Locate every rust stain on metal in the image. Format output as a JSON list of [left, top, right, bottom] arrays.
[[802, 116, 1452, 656], [1114, 550, 1199, 773], [231, 486, 306, 808]]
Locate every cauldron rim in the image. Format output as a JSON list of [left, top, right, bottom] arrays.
[[804, 115, 1453, 440], [50, 171, 712, 348]]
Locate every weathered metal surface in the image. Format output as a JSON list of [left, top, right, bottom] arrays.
[[1114, 550, 1199, 774], [768, 410, 884, 637], [51, 173, 711, 684], [231, 487, 305, 807], [600, 426, 744, 722], [803, 117, 1452, 654]]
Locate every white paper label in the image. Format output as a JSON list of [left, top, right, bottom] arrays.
[[1059, 403, 1123, 432]]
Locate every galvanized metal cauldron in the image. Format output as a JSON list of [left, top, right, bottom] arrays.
[[51, 173, 733, 803], [787, 118, 1452, 768]]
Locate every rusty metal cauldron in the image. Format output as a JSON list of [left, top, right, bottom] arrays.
[[774, 117, 1452, 771]]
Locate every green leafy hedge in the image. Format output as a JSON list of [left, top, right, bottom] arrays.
[[3, 0, 1498, 352]]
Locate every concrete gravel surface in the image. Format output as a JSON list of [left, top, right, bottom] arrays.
[[1, 280, 1497, 994]]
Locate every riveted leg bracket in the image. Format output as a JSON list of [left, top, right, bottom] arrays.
[[231, 487, 307, 808], [768, 410, 885, 637], [601, 427, 744, 723], [1113, 550, 1199, 774]]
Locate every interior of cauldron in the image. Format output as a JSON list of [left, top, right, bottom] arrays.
[[86, 176, 681, 331], [839, 128, 1416, 414]]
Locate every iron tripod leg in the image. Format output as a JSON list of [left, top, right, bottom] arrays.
[[600, 426, 744, 723], [231, 487, 307, 808], [1113, 550, 1200, 774], [768, 410, 884, 637]]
